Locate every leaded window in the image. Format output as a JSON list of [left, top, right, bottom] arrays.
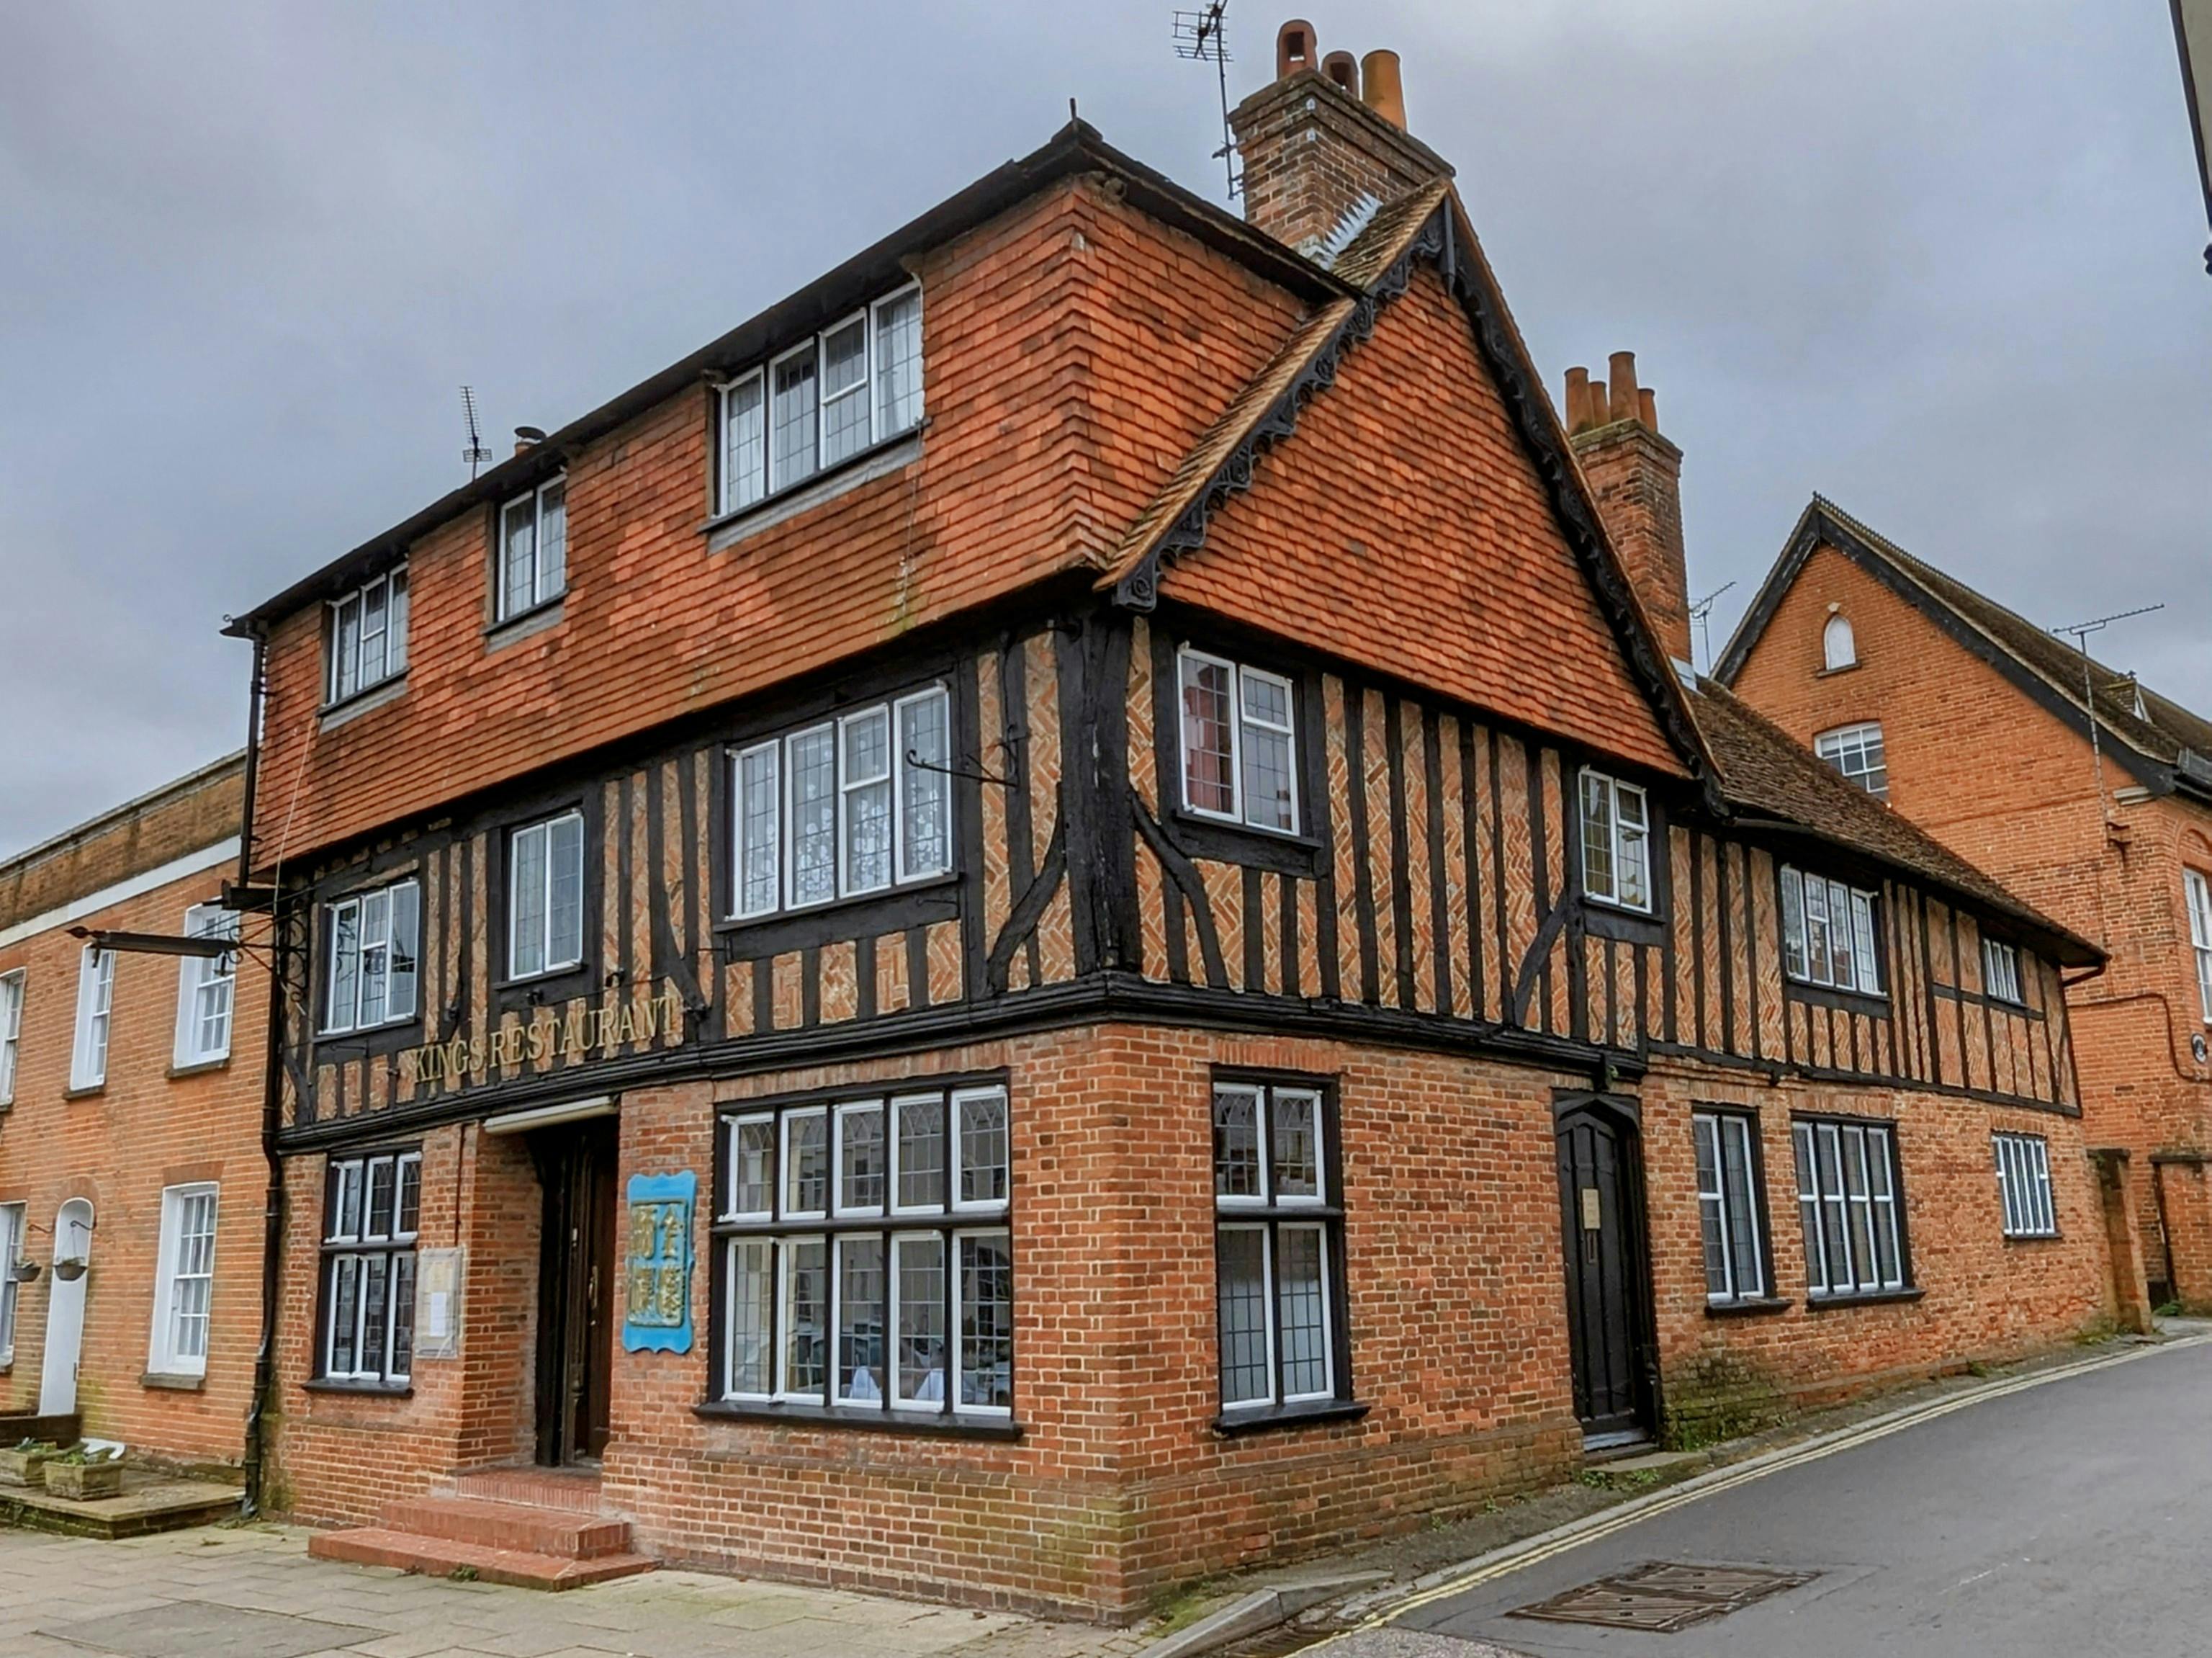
[[1779, 866, 1883, 995], [319, 1150, 421, 1386], [325, 568, 409, 705], [714, 1084, 1011, 1420], [322, 879, 421, 1034], [508, 812, 585, 980], [728, 686, 952, 919], [497, 478, 567, 622], [1791, 1118, 1908, 1298], [1693, 1109, 1767, 1304], [1212, 1078, 1347, 1415], [1580, 770, 1652, 913], [1178, 647, 1299, 834]]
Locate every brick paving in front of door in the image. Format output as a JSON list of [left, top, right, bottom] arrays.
[[0, 1523, 1153, 1658]]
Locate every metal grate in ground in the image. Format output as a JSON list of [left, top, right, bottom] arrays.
[[1509, 1560, 1816, 1633]]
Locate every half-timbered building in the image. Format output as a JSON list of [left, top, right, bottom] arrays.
[[225, 27, 2118, 1616]]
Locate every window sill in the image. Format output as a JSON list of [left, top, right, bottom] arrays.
[[693, 1399, 1022, 1440], [1212, 1399, 1370, 1438], [1816, 662, 1861, 678], [716, 873, 961, 954], [167, 1057, 230, 1081], [1804, 1287, 1925, 1311], [1583, 902, 1666, 944], [1784, 980, 1892, 1018], [318, 674, 409, 732], [1164, 810, 1325, 879], [704, 429, 924, 552], [1704, 1295, 1793, 1319], [317, 1015, 422, 1045], [62, 1084, 105, 1101], [497, 959, 593, 996], [486, 597, 565, 650], [140, 1371, 204, 1392], [2002, 1232, 2066, 1245], [302, 1379, 414, 1398]]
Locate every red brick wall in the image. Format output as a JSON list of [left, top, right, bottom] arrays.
[[0, 853, 266, 1469], [272, 1021, 2110, 1616], [1727, 541, 2212, 1302]]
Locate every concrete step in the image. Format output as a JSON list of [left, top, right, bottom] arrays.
[[378, 1495, 631, 1560], [308, 1525, 656, 1591]]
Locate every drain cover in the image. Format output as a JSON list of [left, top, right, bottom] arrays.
[[1511, 1561, 1816, 1633]]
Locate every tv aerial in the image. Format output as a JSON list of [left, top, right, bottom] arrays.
[[1173, 1, 1240, 202], [460, 386, 494, 480]]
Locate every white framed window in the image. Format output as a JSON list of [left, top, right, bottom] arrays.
[[2186, 869, 2212, 1023], [1213, 1080, 1344, 1414], [1178, 647, 1300, 834], [325, 568, 410, 706], [69, 946, 115, 1090], [1694, 1110, 1768, 1303], [150, 1183, 218, 1377], [1994, 1132, 2057, 1240], [1982, 936, 2024, 1006], [1779, 866, 1883, 995], [1792, 1118, 1907, 1297], [173, 903, 240, 1068], [1822, 612, 1857, 671], [715, 1083, 1010, 1418], [508, 812, 585, 980], [0, 970, 22, 1107], [1814, 722, 1888, 801], [496, 476, 567, 622], [322, 879, 421, 1035], [318, 1150, 421, 1386], [729, 685, 952, 920], [1579, 770, 1653, 913], [0, 1203, 24, 1363], [718, 284, 925, 516]]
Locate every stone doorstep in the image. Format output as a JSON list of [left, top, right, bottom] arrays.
[[307, 1525, 658, 1591], [378, 1494, 632, 1559], [0, 1472, 242, 1541]]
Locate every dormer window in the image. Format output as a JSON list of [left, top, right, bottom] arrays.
[[719, 286, 923, 516], [1822, 612, 1857, 671], [498, 478, 567, 623]]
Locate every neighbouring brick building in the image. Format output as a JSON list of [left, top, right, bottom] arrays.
[[221, 27, 2118, 1616], [1720, 496, 2209, 1317], [0, 753, 267, 1474]]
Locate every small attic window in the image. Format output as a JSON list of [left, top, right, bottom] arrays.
[[1822, 613, 1858, 672]]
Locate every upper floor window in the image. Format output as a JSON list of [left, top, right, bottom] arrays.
[[1993, 1132, 2056, 1240], [0, 970, 21, 1106], [1981, 936, 2023, 1006], [1779, 866, 1882, 995], [173, 903, 240, 1068], [1822, 611, 1857, 671], [1579, 771, 1652, 913], [1179, 647, 1298, 835], [1814, 722, 1888, 801], [323, 879, 421, 1036], [720, 286, 924, 515], [2186, 869, 2212, 1023], [69, 946, 114, 1090], [730, 686, 952, 920], [497, 478, 567, 623], [327, 569, 409, 705], [510, 812, 586, 980]]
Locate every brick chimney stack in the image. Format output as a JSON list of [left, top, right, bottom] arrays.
[[1565, 353, 1694, 669], [1229, 21, 1452, 261]]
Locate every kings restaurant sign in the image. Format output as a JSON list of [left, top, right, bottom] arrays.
[[403, 984, 687, 1088]]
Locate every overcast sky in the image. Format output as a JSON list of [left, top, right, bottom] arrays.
[[2, 0, 2206, 859]]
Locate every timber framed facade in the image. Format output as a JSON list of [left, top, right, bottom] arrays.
[[229, 37, 2119, 1618]]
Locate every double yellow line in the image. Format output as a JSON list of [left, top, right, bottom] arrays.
[[1312, 1335, 2206, 1644]]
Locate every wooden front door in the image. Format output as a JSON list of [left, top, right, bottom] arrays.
[[1555, 1101, 1656, 1446], [534, 1119, 619, 1466]]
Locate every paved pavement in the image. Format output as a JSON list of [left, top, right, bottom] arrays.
[[1318, 1338, 2212, 1658], [0, 1523, 1146, 1658]]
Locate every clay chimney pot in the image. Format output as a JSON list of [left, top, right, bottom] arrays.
[[1564, 367, 1593, 433], [1322, 50, 1359, 97], [1360, 49, 1406, 127], [1276, 19, 1318, 81], [1606, 351, 1639, 426], [1637, 387, 1658, 431]]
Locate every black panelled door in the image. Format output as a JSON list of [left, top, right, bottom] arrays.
[[1555, 1101, 1656, 1445], [533, 1119, 619, 1466]]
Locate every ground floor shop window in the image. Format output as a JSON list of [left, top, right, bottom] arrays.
[[714, 1082, 1012, 1420], [1792, 1117, 1909, 1298], [317, 1149, 421, 1386], [1213, 1075, 1349, 1418]]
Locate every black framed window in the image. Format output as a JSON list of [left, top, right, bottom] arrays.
[[712, 1083, 1011, 1421], [1791, 1117, 1909, 1298], [1578, 770, 1653, 913], [1693, 1108, 1768, 1303], [322, 879, 421, 1035], [1994, 1132, 2056, 1239], [318, 1149, 421, 1386], [1212, 1077, 1349, 1417]]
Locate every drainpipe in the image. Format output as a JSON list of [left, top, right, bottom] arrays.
[[234, 627, 287, 1517]]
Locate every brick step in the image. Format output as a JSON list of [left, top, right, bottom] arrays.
[[379, 1495, 632, 1559], [308, 1525, 656, 1591], [446, 1466, 606, 1513]]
